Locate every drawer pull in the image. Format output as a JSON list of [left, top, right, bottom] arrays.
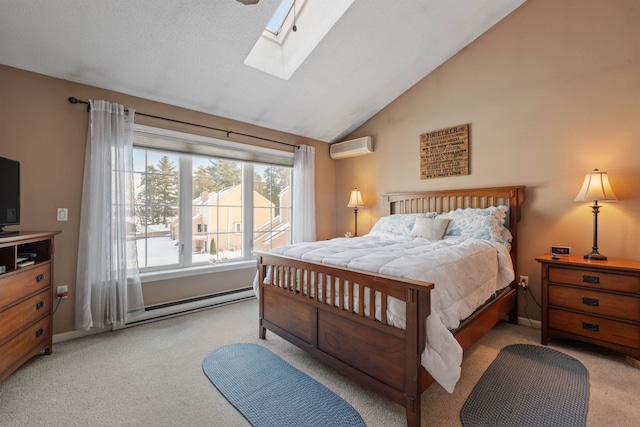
[[582, 322, 599, 332], [582, 275, 600, 284], [582, 297, 599, 306], [36, 301, 46, 310], [36, 274, 45, 282], [35, 328, 45, 338]]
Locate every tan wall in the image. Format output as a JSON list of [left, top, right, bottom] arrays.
[[336, 0, 640, 321], [0, 65, 335, 334]]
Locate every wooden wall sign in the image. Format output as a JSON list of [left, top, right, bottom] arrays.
[[420, 124, 469, 179]]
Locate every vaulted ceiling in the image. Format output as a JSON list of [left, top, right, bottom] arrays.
[[0, 0, 525, 142]]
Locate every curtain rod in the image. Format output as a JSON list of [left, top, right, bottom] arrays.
[[67, 97, 300, 150]]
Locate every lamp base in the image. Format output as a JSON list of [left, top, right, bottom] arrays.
[[584, 251, 607, 261]]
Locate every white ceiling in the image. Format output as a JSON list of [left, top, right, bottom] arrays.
[[0, 0, 525, 142]]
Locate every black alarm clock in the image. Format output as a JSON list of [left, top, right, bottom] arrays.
[[550, 246, 571, 259]]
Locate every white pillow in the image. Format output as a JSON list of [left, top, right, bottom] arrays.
[[410, 217, 451, 240], [370, 213, 436, 236], [501, 227, 513, 243]]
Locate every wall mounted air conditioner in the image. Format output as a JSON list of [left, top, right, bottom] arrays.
[[329, 136, 374, 159]]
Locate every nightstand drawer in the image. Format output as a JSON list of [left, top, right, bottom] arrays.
[[549, 308, 640, 349], [0, 289, 51, 344], [549, 285, 640, 323], [0, 316, 50, 378], [0, 263, 51, 307], [549, 266, 640, 294]]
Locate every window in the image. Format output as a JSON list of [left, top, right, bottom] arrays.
[[244, 0, 356, 80], [253, 164, 291, 252], [265, 0, 295, 35], [132, 126, 293, 274]]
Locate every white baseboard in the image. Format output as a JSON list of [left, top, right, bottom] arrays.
[[53, 326, 109, 344], [517, 316, 541, 329], [126, 289, 255, 326]]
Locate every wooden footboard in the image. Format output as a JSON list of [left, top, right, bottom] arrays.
[[257, 252, 433, 426]]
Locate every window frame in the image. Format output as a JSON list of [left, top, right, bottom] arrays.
[[265, 0, 295, 36], [132, 125, 293, 282]]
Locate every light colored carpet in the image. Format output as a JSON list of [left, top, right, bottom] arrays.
[[1, 299, 638, 426]]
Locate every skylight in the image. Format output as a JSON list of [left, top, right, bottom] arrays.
[[244, 0, 355, 80], [265, 0, 294, 35]]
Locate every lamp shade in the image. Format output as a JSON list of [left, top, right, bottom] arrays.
[[574, 169, 617, 202], [347, 189, 364, 207]]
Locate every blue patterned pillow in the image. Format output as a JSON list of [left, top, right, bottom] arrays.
[[370, 213, 436, 235], [438, 206, 508, 244]]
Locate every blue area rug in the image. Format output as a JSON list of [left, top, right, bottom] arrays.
[[460, 344, 589, 427], [202, 343, 365, 427]]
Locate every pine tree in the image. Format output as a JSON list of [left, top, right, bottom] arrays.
[[193, 159, 241, 198], [136, 156, 178, 227], [155, 156, 178, 223], [260, 166, 291, 212]]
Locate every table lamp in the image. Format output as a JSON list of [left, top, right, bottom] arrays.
[[574, 169, 617, 260], [347, 189, 364, 237]]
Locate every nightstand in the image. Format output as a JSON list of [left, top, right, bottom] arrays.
[[536, 254, 640, 360]]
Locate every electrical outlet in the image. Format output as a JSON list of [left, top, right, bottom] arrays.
[[519, 275, 529, 288], [57, 285, 69, 298]]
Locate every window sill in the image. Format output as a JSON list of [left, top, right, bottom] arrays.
[[140, 259, 256, 283]]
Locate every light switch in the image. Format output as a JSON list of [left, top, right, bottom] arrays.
[[57, 208, 68, 221]]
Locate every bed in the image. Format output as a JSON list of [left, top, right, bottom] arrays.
[[256, 186, 525, 427]]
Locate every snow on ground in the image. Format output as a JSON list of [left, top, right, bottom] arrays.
[[136, 236, 241, 268]]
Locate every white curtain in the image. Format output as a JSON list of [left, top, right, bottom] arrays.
[[292, 145, 316, 243], [75, 100, 145, 330]]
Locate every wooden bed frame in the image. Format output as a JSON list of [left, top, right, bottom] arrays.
[[257, 186, 525, 427]]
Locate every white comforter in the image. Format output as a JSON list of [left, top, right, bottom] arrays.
[[255, 232, 514, 393]]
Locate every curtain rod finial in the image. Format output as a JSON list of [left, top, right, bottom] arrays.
[[68, 96, 90, 111]]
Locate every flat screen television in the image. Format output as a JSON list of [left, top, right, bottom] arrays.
[[0, 156, 20, 234]]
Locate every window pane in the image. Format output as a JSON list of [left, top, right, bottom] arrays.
[[253, 165, 292, 251], [266, 0, 294, 34], [254, 230, 290, 252], [133, 149, 180, 268], [192, 156, 243, 265]]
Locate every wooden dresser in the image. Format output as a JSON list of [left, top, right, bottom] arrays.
[[0, 231, 60, 383], [537, 254, 640, 360]]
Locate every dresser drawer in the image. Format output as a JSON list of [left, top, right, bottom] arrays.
[[549, 266, 640, 294], [549, 285, 640, 323], [0, 316, 50, 377], [0, 263, 51, 307], [549, 308, 640, 349], [0, 289, 51, 344]]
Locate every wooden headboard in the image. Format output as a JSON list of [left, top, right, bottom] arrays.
[[383, 186, 526, 283]]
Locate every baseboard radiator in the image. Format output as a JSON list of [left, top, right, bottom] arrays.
[[127, 287, 255, 326]]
